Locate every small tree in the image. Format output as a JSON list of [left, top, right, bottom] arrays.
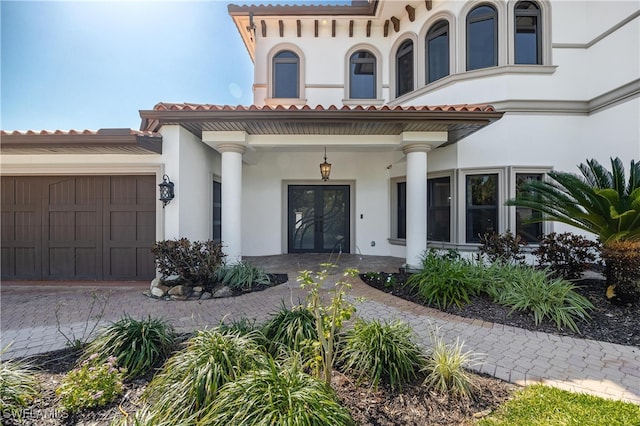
[[297, 264, 358, 386]]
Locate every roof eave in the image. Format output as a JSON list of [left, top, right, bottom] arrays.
[[0, 128, 163, 155]]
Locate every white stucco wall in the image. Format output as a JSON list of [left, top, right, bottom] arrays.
[[159, 125, 221, 241], [241, 149, 397, 256]]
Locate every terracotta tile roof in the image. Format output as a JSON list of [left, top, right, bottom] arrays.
[[0, 128, 163, 155], [1, 129, 160, 137], [152, 102, 496, 113]]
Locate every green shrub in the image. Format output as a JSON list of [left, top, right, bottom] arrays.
[[490, 266, 593, 332], [56, 355, 124, 413], [197, 355, 355, 426], [215, 261, 271, 291], [81, 315, 175, 379], [143, 328, 266, 425], [150, 238, 225, 285], [407, 251, 484, 309], [479, 231, 528, 265], [0, 356, 40, 421], [218, 316, 262, 337], [422, 331, 480, 398], [534, 232, 600, 280], [340, 319, 424, 391], [262, 303, 317, 358]]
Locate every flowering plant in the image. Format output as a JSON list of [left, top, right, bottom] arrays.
[[55, 354, 125, 413]]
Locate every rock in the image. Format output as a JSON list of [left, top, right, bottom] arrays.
[[168, 285, 191, 297], [193, 286, 203, 293], [200, 292, 212, 300], [150, 277, 163, 288], [169, 295, 188, 301], [151, 286, 168, 298], [142, 290, 152, 297], [212, 286, 233, 298]]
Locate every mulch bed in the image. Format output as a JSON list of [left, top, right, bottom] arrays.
[[7, 345, 516, 426], [15, 268, 636, 425], [360, 272, 640, 347]]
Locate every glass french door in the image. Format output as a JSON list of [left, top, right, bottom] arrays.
[[288, 185, 350, 253]]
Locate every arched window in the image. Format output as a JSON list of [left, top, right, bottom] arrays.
[[273, 50, 299, 98], [396, 39, 414, 97], [426, 20, 450, 84], [466, 5, 498, 70], [349, 50, 376, 99], [515, 1, 541, 64]]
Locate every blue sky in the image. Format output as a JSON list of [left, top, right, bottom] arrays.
[[1, 1, 346, 131]]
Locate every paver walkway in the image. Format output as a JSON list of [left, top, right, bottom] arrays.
[[1, 254, 638, 405]]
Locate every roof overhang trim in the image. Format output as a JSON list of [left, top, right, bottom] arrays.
[[0, 128, 163, 155], [139, 105, 504, 146]]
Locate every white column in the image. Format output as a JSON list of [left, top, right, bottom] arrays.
[[219, 143, 246, 264], [403, 144, 431, 270]]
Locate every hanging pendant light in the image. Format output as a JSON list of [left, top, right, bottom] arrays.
[[320, 147, 331, 181]]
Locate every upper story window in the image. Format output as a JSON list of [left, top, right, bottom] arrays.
[[273, 50, 299, 98], [396, 39, 414, 97], [425, 20, 450, 84], [515, 1, 542, 64], [349, 50, 376, 99], [467, 5, 498, 71]]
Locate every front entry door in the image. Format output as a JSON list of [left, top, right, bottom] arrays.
[[288, 185, 350, 253]]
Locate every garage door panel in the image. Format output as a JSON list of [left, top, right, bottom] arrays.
[[1, 175, 155, 281], [110, 211, 136, 241], [76, 248, 98, 278], [0, 177, 42, 279], [137, 211, 155, 241], [137, 248, 155, 277], [109, 248, 136, 278], [103, 176, 156, 280]]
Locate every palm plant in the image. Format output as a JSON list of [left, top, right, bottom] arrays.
[[506, 157, 640, 301]]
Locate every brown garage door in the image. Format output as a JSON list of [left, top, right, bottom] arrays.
[[1, 175, 156, 281]]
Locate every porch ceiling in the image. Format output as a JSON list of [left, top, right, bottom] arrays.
[[139, 103, 503, 147]]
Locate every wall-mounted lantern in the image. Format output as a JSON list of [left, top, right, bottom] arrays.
[[158, 174, 175, 207], [320, 147, 331, 181]]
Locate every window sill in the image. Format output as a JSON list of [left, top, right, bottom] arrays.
[[388, 238, 406, 246], [342, 99, 386, 106], [264, 98, 308, 106], [389, 64, 558, 106]]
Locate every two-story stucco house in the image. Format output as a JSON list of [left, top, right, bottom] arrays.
[[2, 0, 639, 281]]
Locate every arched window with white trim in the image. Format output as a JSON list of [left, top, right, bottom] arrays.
[[273, 50, 299, 98], [467, 5, 498, 70], [349, 50, 376, 99], [426, 20, 450, 83], [396, 39, 414, 97], [515, 1, 542, 64]]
